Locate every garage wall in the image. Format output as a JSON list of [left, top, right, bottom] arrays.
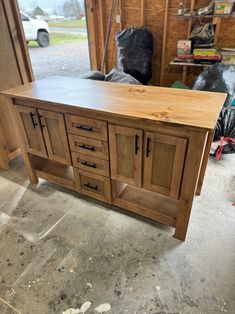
[[85, 0, 235, 87]]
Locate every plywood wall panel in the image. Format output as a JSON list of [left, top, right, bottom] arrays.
[[145, 0, 164, 10], [217, 19, 235, 49], [87, 0, 235, 87]]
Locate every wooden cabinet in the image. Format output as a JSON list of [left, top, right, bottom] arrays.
[[109, 125, 143, 187], [143, 132, 187, 199], [15, 106, 71, 165], [4, 77, 225, 240], [15, 105, 47, 158]]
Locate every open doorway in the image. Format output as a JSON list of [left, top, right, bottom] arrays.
[[18, 0, 90, 79]]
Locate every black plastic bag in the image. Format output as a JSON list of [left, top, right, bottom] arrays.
[[214, 108, 235, 140], [211, 108, 235, 159], [105, 68, 140, 85], [116, 27, 153, 84], [192, 63, 235, 107], [81, 71, 106, 81]]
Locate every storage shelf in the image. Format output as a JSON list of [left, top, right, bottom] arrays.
[[30, 154, 75, 190], [170, 60, 211, 67], [174, 14, 235, 19], [112, 181, 179, 227]]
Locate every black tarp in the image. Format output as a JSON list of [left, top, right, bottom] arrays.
[[116, 27, 153, 84], [192, 63, 235, 108]]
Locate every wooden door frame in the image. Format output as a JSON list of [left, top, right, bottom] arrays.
[[0, 0, 34, 170], [2, 0, 34, 83]]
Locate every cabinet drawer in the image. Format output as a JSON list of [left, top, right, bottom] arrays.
[[69, 134, 109, 160], [66, 114, 107, 141], [74, 169, 111, 203], [72, 152, 110, 177]]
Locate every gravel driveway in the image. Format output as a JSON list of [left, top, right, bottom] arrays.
[[29, 41, 90, 79]]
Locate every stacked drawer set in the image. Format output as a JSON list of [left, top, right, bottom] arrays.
[[66, 115, 111, 203]]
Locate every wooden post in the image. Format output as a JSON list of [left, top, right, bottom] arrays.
[[99, 0, 107, 73], [141, 0, 145, 26], [118, 0, 123, 31], [182, 0, 195, 84], [85, 0, 99, 70], [160, 0, 169, 86]]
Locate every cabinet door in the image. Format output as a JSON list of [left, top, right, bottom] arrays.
[[14, 105, 47, 157], [38, 109, 71, 165], [143, 132, 187, 199], [109, 125, 143, 187]]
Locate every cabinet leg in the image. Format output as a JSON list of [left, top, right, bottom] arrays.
[[196, 131, 213, 195], [174, 200, 193, 241], [24, 152, 38, 184], [0, 153, 9, 171], [0, 125, 9, 171]]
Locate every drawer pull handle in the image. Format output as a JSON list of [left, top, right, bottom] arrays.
[[76, 125, 93, 132], [30, 112, 37, 129], [79, 144, 96, 151], [135, 134, 139, 155], [146, 137, 151, 157], [81, 161, 97, 168], [84, 182, 98, 190]]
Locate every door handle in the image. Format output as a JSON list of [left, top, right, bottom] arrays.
[[30, 112, 37, 129], [38, 114, 45, 128], [135, 134, 139, 155], [146, 137, 151, 157]]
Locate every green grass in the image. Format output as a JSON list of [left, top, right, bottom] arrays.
[[28, 32, 87, 48], [48, 19, 86, 28]]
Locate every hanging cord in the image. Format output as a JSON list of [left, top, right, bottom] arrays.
[[101, 0, 117, 73]]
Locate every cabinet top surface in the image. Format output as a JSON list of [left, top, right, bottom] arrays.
[[3, 76, 226, 130]]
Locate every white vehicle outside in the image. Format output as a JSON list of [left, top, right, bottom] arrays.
[[21, 12, 50, 47]]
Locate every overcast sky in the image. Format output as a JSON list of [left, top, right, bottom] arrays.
[[19, 0, 84, 13]]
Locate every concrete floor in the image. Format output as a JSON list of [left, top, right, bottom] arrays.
[[0, 154, 234, 314]]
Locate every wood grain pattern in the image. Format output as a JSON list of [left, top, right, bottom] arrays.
[[65, 114, 108, 141], [174, 129, 207, 240], [74, 168, 112, 203], [68, 134, 109, 160], [2, 77, 226, 131], [143, 132, 187, 199], [109, 124, 143, 187], [112, 180, 179, 227], [38, 109, 71, 165], [72, 152, 110, 177], [0, 0, 33, 170], [14, 105, 47, 158]]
